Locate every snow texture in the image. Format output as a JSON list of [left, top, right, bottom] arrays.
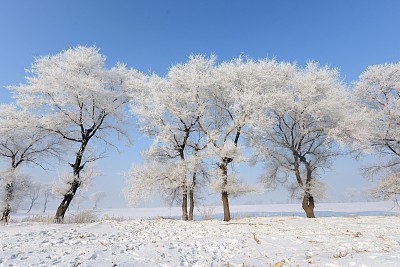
[[1, 202, 400, 266]]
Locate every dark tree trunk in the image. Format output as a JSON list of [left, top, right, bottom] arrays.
[[181, 185, 188, 221], [54, 195, 73, 223], [1, 205, 11, 224], [222, 191, 230, 221], [220, 162, 231, 222], [188, 172, 196, 221], [180, 155, 188, 221], [188, 190, 194, 221], [220, 128, 240, 222], [27, 198, 37, 213], [54, 140, 87, 223], [2, 182, 14, 224], [299, 155, 316, 218], [27, 187, 40, 213], [54, 180, 80, 223], [302, 194, 315, 218], [43, 195, 49, 213], [178, 132, 190, 221], [27, 203, 34, 213]]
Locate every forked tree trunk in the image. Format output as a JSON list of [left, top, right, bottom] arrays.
[[221, 128, 240, 222], [178, 132, 190, 221], [302, 194, 315, 218]]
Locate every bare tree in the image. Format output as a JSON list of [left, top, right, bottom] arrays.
[[90, 191, 106, 210], [42, 183, 53, 213], [27, 183, 41, 213]]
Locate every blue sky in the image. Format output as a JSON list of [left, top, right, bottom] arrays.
[[1, 1, 399, 208]]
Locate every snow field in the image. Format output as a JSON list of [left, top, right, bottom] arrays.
[[1, 215, 400, 266]]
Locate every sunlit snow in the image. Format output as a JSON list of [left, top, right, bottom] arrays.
[[1, 202, 399, 266]]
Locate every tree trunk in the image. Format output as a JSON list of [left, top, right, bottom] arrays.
[[43, 196, 48, 213], [1, 205, 11, 224], [302, 194, 315, 218], [189, 189, 194, 221], [220, 162, 231, 221], [27, 200, 35, 213], [177, 128, 191, 221], [54, 140, 87, 222], [1, 182, 14, 224], [182, 185, 188, 221], [222, 191, 230, 221], [188, 172, 196, 221], [298, 155, 315, 218], [54, 180, 80, 223], [181, 155, 188, 221]]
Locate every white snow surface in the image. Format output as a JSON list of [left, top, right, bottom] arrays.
[[1, 202, 400, 266]]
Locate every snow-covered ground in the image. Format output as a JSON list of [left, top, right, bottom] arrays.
[[1, 202, 400, 266], [95, 201, 400, 220]]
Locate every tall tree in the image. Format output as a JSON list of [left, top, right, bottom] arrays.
[[0, 104, 60, 223], [41, 183, 53, 213], [27, 182, 41, 213], [199, 57, 276, 221], [9, 46, 136, 222], [250, 62, 349, 218], [125, 55, 211, 220], [352, 62, 400, 202], [90, 191, 107, 210], [0, 169, 30, 223]]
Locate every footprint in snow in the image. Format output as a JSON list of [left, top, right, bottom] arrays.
[[89, 253, 98, 260]]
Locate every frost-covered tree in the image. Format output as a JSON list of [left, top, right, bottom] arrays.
[[370, 173, 400, 205], [125, 161, 186, 206], [51, 164, 100, 210], [352, 63, 400, 202], [70, 192, 88, 210], [250, 62, 349, 218], [90, 191, 106, 210], [0, 169, 30, 223], [0, 104, 60, 223], [27, 182, 41, 213], [41, 183, 53, 213], [9, 46, 138, 222], [125, 55, 211, 220], [199, 57, 278, 221]]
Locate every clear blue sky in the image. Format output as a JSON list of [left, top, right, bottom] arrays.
[[1, 1, 399, 208]]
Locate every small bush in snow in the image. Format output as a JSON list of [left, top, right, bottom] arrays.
[[199, 205, 217, 220], [64, 210, 99, 224]]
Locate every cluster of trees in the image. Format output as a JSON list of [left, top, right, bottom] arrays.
[[24, 182, 106, 213], [1, 46, 399, 223]]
